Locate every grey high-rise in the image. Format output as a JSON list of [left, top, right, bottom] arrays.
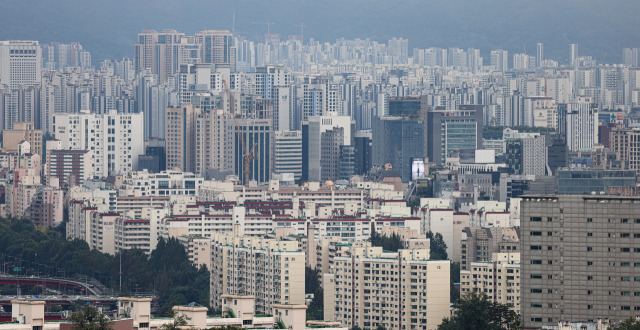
[[521, 195, 640, 329]]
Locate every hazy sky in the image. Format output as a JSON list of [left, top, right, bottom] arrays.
[[1, 0, 639, 63]]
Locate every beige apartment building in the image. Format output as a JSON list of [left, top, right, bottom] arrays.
[[323, 244, 449, 330], [460, 252, 520, 313], [521, 195, 640, 329], [2, 122, 42, 158], [210, 233, 305, 315], [165, 104, 201, 173]]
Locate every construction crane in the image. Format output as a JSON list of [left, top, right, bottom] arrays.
[[293, 22, 304, 45], [222, 79, 258, 184], [252, 21, 275, 40]]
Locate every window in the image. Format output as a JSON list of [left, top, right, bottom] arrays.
[[531, 260, 542, 265], [531, 217, 542, 222], [530, 231, 542, 236], [531, 303, 543, 308]]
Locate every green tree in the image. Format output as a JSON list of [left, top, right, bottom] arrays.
[[160, 313, 190, 330], [305, 266, 323, 320], [613, 318, 640, 330], [305, 266, 320, 294], [369, 231, 403, 252], [425, 231, 448, 260], [69, 305, 113, 330], [438, 292, 519, 330], [450, 263, 460, 302]]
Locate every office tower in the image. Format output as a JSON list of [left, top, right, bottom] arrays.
[[537, 43, 544, 68], [490, 49, 508, 72], [0, 40, 42, 89], [165, 104, 201, 173], [388, 96, 421, 116], [302, 114, 354, 182], [210, 233, 305, 315], [354, 130, 372, 175], [323, 244, 450, 330], [273, 130, 302, 181], [521, 195, 640, 328], [425, 105, 484, 165], [565, 98, 598, 151], [195, 109, 233, 179], [570, 43, 579, 67], [460, 253, 520, 313], [372, 116, 424, 182], [137, 143, 166, 174], [2, 121, 42, 158], [232, 118, 272, 184], [53, 110, 144, 178], [195, 30, 236, 69], [505, 135, 546, 176]]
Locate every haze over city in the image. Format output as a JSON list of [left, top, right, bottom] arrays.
[[0, 1, 640, 330]]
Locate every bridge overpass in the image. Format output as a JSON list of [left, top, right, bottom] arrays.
[[0, 275, 104, 295]]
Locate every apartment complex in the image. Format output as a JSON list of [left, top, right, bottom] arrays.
[[521, 195, 640, 329], [52, 110, 144, 178], [2, 121, 42, 157], [209, 233, 305, 315], [460, 252, 521, 313], [323, 243, 450, 330]]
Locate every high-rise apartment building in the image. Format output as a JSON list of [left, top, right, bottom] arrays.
[[610, 125, 640, 175], [323, 244, 450, 330], [165, 104, 201, 173], [134, 29, 201, 82], [460, 252, 520, 313], [194, 109, 233, 179], [209, 233, 305, 315], [0, 40, 42, 89], [45, 139, 92, 187], [195, 30, 236, 69], [521, 195, 640, 329], [53, 110, 144, 178], [490, 49, 509, 73], [273, 130, 302, 181]]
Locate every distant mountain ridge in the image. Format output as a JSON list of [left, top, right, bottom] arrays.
[[0, 0, 638, 63]]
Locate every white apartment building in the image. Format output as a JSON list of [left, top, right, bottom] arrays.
[[323, 244, 450, 330], [53, 110, 144, 178], [210, 233, 305, 315], [120, 170, 204, 197]]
